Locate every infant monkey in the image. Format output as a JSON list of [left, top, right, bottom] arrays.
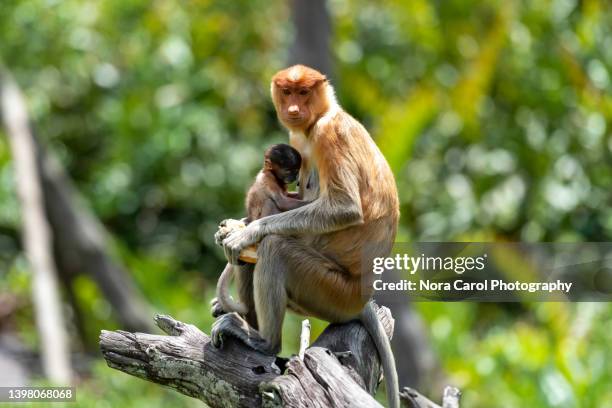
[[215, 143, 306, 314]]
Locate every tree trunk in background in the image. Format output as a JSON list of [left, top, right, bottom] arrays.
[[1, 68, 154, 341], [289, 0, 333, 78], [389, 301, 446, 393], [36, 142, 155, 334], [288, 0, 444, 393], [0, 70, 72, 383], [374, 275, 446, 393]]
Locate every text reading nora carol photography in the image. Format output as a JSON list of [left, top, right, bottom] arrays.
[[366, 243, 612, 302]]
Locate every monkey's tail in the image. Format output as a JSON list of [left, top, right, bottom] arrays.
[[360, 302, 400, 408], [216, 264, 248, 315]]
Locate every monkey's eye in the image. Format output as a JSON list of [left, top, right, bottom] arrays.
[[282, 88, 291, 95], [299, 89, 309, 96]]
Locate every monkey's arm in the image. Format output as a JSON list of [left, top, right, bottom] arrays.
[[259, 198, 281, 218], [286, 192, 301, 199], [257, 188, 362, 236], [272, 195, 309, 212], [223, 193, 361, 264], [221, 134, 363, 264], [256, 127, 364, 235]]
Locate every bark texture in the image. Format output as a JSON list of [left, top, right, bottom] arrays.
[[100, 306, 459, 407]]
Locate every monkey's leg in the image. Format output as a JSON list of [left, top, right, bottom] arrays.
[[209, 260, 265, 353], [234, 262, 258, 329], [211, 263, 256, 321], [251, 235, 288, 355], [210, 298, 226, 318], [211, 263, 232, 318], [252, 235, 363, 354], [212, 235, 288, 355], [213, 235, 362, 355]]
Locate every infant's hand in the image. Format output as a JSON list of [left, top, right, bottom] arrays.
[[214, 218, 246, 246]]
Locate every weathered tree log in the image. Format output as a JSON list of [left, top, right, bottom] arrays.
[[400, 386, 461, 408], [101, 306, 459, 407], [100, 306, 391, 407]]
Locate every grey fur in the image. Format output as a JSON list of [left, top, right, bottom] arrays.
[[360, 302, 400, 408], [216, 83, 400, 406], [216, 264, 248, 315]]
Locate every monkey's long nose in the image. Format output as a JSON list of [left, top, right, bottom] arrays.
[[288, 105, 300, 115]]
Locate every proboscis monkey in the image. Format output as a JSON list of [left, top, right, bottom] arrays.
[[213, 65, 400, 407], [214, 144, 306, 315]]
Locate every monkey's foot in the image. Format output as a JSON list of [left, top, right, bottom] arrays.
[[210, 297, 227, 318], [211, 313, 275, 355]]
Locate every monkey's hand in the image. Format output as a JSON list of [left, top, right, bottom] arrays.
[[222, 220, 264, 265], [214, 218, 247, 245]]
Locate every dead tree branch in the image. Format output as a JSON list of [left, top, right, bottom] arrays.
[[100, 305, 459, 407]]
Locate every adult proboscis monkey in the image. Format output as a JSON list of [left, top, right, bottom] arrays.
[[213, 65, 400, 407]]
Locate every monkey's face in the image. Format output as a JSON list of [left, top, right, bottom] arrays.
[[274, 166, 300, 185], [271, 65, 328, 131], [265, 143, 302, 185], [284, 167, 300, 184], [277, 87, 313, 128]]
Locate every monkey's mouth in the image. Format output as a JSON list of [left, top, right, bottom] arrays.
[[286, 115, 305, 124], [284, 174, 298, 183]]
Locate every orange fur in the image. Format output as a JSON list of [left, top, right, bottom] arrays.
[[231, 65, 401, 408], [270, 65, 400, 311]]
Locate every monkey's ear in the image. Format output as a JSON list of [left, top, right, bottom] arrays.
[[263, 158, 273, 170], [314, 77, 328, 88]]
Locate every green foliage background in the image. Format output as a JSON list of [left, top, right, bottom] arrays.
[[0, 0, 611, 407]]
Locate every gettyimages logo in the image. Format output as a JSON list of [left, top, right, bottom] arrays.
[[365, 242, 612, 302], [373, 253, 488, 275]]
